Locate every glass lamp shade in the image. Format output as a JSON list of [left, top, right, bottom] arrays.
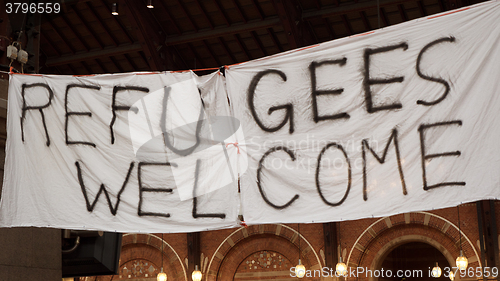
[[335, 257, 348, 277], [157, 269, 167, 281], [192, 265, 202, 281], [456, 251, 468, 270], [147, 0, 154, 8], [449, 270, 455, 281], [295, 259, 306, 278], [431, 263, 442, 278]]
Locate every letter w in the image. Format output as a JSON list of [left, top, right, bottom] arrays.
[[75, 161, 135, 215], [362, 129, 406, 201]]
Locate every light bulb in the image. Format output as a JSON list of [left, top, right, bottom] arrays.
[[449, 270, 455, 280], [111, 3, 118, 15], [295, 259, 306, 278], [192, 265, 202, 281], [456, 250, 468, 270], [157, 268, 167, 281], [335, 257, 348, 277], [432, 263, 442, 278]]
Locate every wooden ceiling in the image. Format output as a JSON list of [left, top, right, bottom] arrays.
[[11, 0, 485, 75]]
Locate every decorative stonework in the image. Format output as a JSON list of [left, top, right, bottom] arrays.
[[239, 250, 290, 270], [119, 259, 157, 279]]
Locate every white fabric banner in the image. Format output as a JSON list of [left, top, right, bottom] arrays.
[[227, 1, 500, 224], [2, 1, 500, 232], [0, 70, 243, 232]]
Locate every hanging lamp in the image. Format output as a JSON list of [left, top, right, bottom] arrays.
[[192, 265, 202, 281], [455, 205, 468, 271], [295, 224, 306, 278], [157, 233, 167, 281], [336, 257, 347, 277], [335, 223, 347, 277], [111, 3, 118, 15], [431, 262, 442, 278]]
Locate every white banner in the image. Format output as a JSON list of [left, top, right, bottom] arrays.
[[2, 1, 500, 232], [227, 1, 500, 224], [0, 71, 244, 232]]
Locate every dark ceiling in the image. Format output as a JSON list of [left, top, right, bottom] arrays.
[[2, 0, 484, 75]]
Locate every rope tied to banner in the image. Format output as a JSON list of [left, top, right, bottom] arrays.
[[226, 142, 240, 154]]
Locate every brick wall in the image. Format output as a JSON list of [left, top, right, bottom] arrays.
[[85, 203, 497, 281]]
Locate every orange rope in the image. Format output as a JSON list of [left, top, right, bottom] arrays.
[[226, 142, 240, 154], [169, 67, 220, 73]]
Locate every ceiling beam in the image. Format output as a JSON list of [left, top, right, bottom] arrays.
[[156, 0, 182, 35], [99, 0, 134, 44], [218, 37, 236, 64], [60, 14, 90, 51], [165, 17, 280, 45], [272, 0, 315, 49], [187, 43, 206, 69], [267, 28, 283, 53], [40, 34, 61, 56], [85, 2, 119, 46], [174, 0, 198, 31], [109, 56, 124, 73], [67, 63, 79, 75], [341, 15, 354, 35], [96, 58, 111, 73], [360, 11, 372, 30], [250, 0, 264, 20], [234, 34, 251, 60], [250, 31, 267, 57], [398, 4, 409, 21], [80, 61, 93, 74], [45, 43, 142, 66], [70, 5, 105, 49], [272, 0, 302, 49], [202, 40, 221, 66], [213, 0, 231, 26], [194, 0, 214, 29], [306, 21, 319, 44], [168, 45, 189, 70], [45, 19, 76, 54], [324, 18, 336, 40], [418, 1, 428, 16], [145, 1, 186, 70], [123, 0, 167, 71], [380, 7, 390, 26], [124, 54, 140, 70], [303, 0, 419, 20], [231, 0, 247, 23]]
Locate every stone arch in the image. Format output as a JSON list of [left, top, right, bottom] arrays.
[[118, 233, 187, 281], [371, 235, 455, 271], [370, 235, 455, 281], [206, 224, 323, 281], [346, 212, 480, 281]]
